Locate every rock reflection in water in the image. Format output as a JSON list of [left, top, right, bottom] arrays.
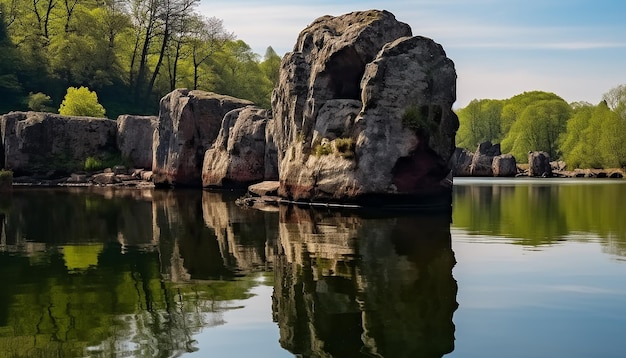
[[273, 206, 458, 358], [0, 188, 276, 357]]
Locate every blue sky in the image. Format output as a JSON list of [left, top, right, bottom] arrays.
[[198, 0, 626, 108]]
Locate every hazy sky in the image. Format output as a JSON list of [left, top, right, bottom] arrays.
[[198, 0, 626, 108]]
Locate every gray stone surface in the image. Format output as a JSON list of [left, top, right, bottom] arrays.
[[152, 89, 253, 187], [271, 10, 458, 202], [528, 151, 552, 177], [117, 115, 157, 169], [1, 111, 117, 174], [202, 106, 276, 187], [492, 154, 517, 177]]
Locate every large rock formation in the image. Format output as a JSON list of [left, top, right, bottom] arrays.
[[469, 141, 500, 176], [152, 89, 253, 187], [0, 112, 117, 175], [492, 154, 517, 177], [271, 10, 458, 206], [528, 151, 552, 177], [452, 142, 517, 177], [201, 106, 277, 188], [117, 115, 157, 169]]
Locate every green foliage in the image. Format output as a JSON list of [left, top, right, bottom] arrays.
[[313, 138, 356, 159], [84, 156, 104, 171], [457, 87, 626, 168], [211, 40, 274, 108], [0, 3, 23, 113], [84, 152, 124, 172], [501, 97, 570, 162], [59, 86, 106, 117], [27, 92, 53, 111], [0, 169, 12, 190], [314, 142, 333, 156], [559, 104, 596, 168], [260, 46, 281, 86], [334, 137, 355, 158], [456, 99, 504, 150], [402, 105, 436, 133], [0, 0, 276, 116], [560, 100, 626, 169], [453, 182, 626, 245]]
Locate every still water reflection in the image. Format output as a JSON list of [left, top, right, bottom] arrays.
[[0, 188, 455, 357], [1, 179, 626, 357]]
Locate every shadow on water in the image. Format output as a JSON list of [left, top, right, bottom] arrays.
[[0, 188, 457, 357]]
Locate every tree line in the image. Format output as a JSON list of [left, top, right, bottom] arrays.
[[456, 85, 626, 169], [0, 0, 281, 118]]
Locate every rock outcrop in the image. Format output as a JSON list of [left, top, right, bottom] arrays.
[[0, 112, 117, 175], [528, 151, 552, 177], [117, 115, 157, 169], [452, 142, 517, 177], [492, 154, 517, 177], [201, 106, 277, 188], [451, 148, 473, 176], [152, 89, 253, 187], [271, 10, 458, 206], [469, 142, 500, 176]]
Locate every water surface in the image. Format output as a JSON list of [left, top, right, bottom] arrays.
[[1, 179, 625, 357]]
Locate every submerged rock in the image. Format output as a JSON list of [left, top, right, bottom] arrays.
[[271, 10, 458, 206], [152, 89, 253, 187]]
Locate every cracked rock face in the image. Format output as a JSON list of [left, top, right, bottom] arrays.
[[271, 10, 458, 204], [1, 112, 117, 175], [152, 89, 253, 187], [201, 106, 277, 188]]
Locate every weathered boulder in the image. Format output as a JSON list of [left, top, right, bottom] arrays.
[[528, 151, 552, 177], [451, 148, 474, 176], [469, 142, 500, 176], [248, 181, 280, 197], [492, 154, 517, 177], [0, 112, 117, 175], [91, 172, 122, 185], [202, 106, 277, 187], [271, 10, 458, 206], [152, 89, 253, 187], [117, 115, 157, 169]]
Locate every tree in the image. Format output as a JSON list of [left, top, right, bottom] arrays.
[[602, 84, 626, 120], [597, 102, 626, 167], [260, 46, 281, 86], [185, 15, 232, 90], [0, 3, 23, 113], [501, 96, 570, 162], [212, 40, 272, 107], [27, 91, 54, 111], [58, 86, 106, 117], [559, 103, 596, 168], [456, 98, 504, 150]]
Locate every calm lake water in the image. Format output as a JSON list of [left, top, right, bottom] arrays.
[[1, 178, 625, 357]]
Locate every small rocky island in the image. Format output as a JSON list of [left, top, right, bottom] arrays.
[[0, 10, 461, 210]]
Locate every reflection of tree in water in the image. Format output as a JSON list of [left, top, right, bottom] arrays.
[[453, 182, 626, 255], [0, 189, 273, 357], [273, 206, 458, 358]]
